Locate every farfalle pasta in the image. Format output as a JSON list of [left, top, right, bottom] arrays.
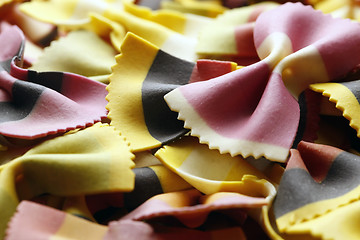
[[0, 20, 109, 140], [0, 123, 134, 239], [165, 2, 360, 162], [107, 33, 238, 151], [274, 141, 360, 239], [29, 30, 118, 83], [2, 1, 360, 240], [1, 60, 108, 139]]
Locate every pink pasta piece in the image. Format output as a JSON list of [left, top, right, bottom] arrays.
[[6, 201, 67, 240], [122, 189, 267, 228], [165, 61, 298, 162], [0, 60, 108, 139], [6, 201, 247, 240], [165, 3, 360, 162]]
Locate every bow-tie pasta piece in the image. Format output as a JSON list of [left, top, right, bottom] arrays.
[[0, 123, 134, 239], [0, 24, 109, 140], [165, 59, 300, 162], [0, 60, 108, 140], [107, 33, 237, 152], [274, 141, 360, 240], [165, 3, 360, 162], [255, 3, 360, 98], [29, 30, 117, 83]]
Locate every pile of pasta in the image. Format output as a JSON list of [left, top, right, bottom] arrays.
[[1, 0, 360, 239]]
